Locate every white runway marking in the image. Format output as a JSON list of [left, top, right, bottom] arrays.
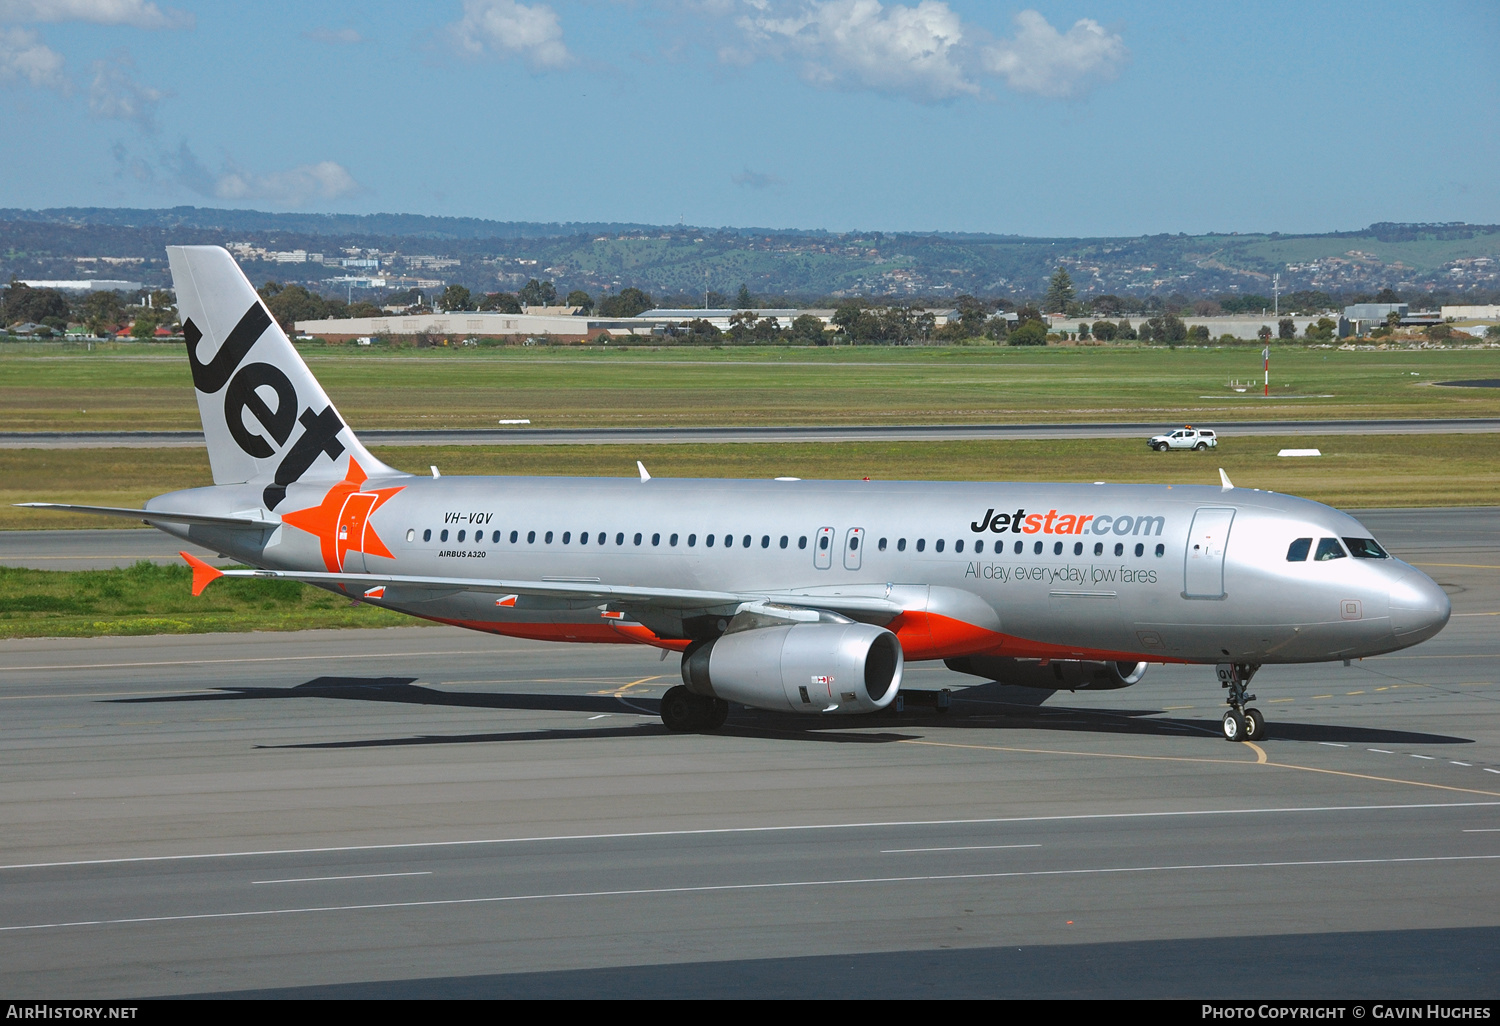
[[252, 872, 432, 885], [2, 801, 1496, 872], [881, 845, 1042, 854], [6, 854, 1498, 934]]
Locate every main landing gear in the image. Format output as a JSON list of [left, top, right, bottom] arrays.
[[1216, 663, 1266, 742], [660, 685, 729, 733]]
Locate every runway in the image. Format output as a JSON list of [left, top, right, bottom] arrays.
[[3, 417, 1498, 448], [0, 511, 1496, 996]]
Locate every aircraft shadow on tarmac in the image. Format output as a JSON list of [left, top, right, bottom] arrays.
[[105, 675, 1473, 749]]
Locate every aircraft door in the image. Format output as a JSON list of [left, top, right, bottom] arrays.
[[336, 492, 378, 573], [814, 527, 834, 569], [1184, 507, 1235, 598], [843, 527, 864, 570]]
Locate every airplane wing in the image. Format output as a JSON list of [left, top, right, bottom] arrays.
[[178, 552, 905, 618], [15, 503, 279, 528]]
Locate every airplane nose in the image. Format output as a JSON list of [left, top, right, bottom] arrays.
[[1389, 570, 1451, 643]]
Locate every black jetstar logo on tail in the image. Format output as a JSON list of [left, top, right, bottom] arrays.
[[183, 302, 346, 510]]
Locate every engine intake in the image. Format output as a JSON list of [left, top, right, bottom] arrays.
[[945, 655, 1148, 691], [683, 621, 903, 714]]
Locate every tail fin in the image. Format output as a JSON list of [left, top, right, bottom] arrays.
[[167, 245, 403, 509]]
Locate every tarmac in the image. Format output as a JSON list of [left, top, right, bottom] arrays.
[[0, 508, 1495, 996]]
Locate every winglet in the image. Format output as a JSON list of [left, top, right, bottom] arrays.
[[1219, 468, 1234, 491], [180, 551, 224, 596], [637, 460, 651, 482]]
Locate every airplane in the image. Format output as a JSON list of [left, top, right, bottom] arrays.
[[20, 246, 1452, 742]]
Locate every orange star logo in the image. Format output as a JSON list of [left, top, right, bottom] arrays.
[[281, 457, 405, 572]]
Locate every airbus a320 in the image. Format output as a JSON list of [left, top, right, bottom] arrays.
[[22, 247, 1452, 741]]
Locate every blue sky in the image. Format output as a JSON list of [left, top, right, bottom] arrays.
[[1, 1, 1495, 235]]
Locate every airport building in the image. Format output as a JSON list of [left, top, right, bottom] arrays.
[[295, 307, 839, 342]]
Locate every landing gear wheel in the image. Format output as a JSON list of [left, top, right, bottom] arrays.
[[1222, 709, 1246, 742], [661, 685, 699, 732], [1243, 706, 1266, 742]]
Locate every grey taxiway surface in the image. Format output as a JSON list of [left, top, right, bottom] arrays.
[[0, 509, 1497, 997], [3, 417, 1499, 448]]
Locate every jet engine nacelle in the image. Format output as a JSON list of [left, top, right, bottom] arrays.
[[945, 655, 1148, 691], [683, 621, 903, 714]]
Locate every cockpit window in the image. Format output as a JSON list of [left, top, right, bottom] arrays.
[[1315, 537, 1347, 561], [1343, 537, 1388, 559], [1286, 538, 1312, 562]]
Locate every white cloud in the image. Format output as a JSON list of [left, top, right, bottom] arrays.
[[734, 0, 975, 101], [170, 144, 362, 207], [88, 51, 163, 130], [983, 9, 1125, 99], [304, 26, 363, 46], [733, 168, 783, 188], [445, 0, 570, 70], [0, 0, 192, 29], [0, 26, 63, 89]]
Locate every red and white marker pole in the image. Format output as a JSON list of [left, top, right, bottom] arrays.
[[1263, 345, 1270, 397]]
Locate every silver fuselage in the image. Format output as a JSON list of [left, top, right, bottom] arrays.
[[147, 475, 1451, 666]]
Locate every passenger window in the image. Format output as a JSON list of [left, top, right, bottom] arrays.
[[779, 535, 788, 549], [688, 534, 697, 547], [544, 531, 553, 543], [1315, 538, 1347, 561], [423, 528, 432, 542], [510, 530, 518, 543], [819, 535, 829, 550], [617, 532, 625, 545], [1094, 542, 1103, 556], [897, 538, 906, 552], [1286, 538, 1312, 561], [850, 536, 859, 550], [440, 529, 449, 542], [1033, 541, 1042, 555], [491, 530, 499, 543], [1343, 537, 1388, 559], [634, 533, 642, 545], [1114, 542, 1124, 556], [563, 531, 571, 544], [974, 539, 983, 554], [669, 533, 678, 546], [457, 529, 465, 542], [1013, 540, 1023, 555], [706, 534, 715, 548], [916, 539, 925, 552], [1073, 542, 1082, 556], [578, 531, 587, 545], [1155, 543, 1164, 557], [1053, 541, 1063, 555], [799, 536, 807, 549], [743, 535, 752, 548], [1134, 543, 1144, 557], [936, 539, 945, 553], [762, 536, 771, 549]]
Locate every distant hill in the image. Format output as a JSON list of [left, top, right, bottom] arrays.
[[2, 207, 1496, 303]]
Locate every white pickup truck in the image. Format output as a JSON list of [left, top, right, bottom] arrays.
[[1148, 426, 1217, 451]]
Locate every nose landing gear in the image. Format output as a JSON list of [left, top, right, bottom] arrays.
[[1216, 663, 1266, 742]]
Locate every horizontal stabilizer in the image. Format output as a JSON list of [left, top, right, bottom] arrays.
[[15, 503, 279, 528]]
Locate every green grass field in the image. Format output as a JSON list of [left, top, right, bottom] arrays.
[[2, 341, 1498, 432], [4, 434, 1496, 532], [0, 561, 415, 639]]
